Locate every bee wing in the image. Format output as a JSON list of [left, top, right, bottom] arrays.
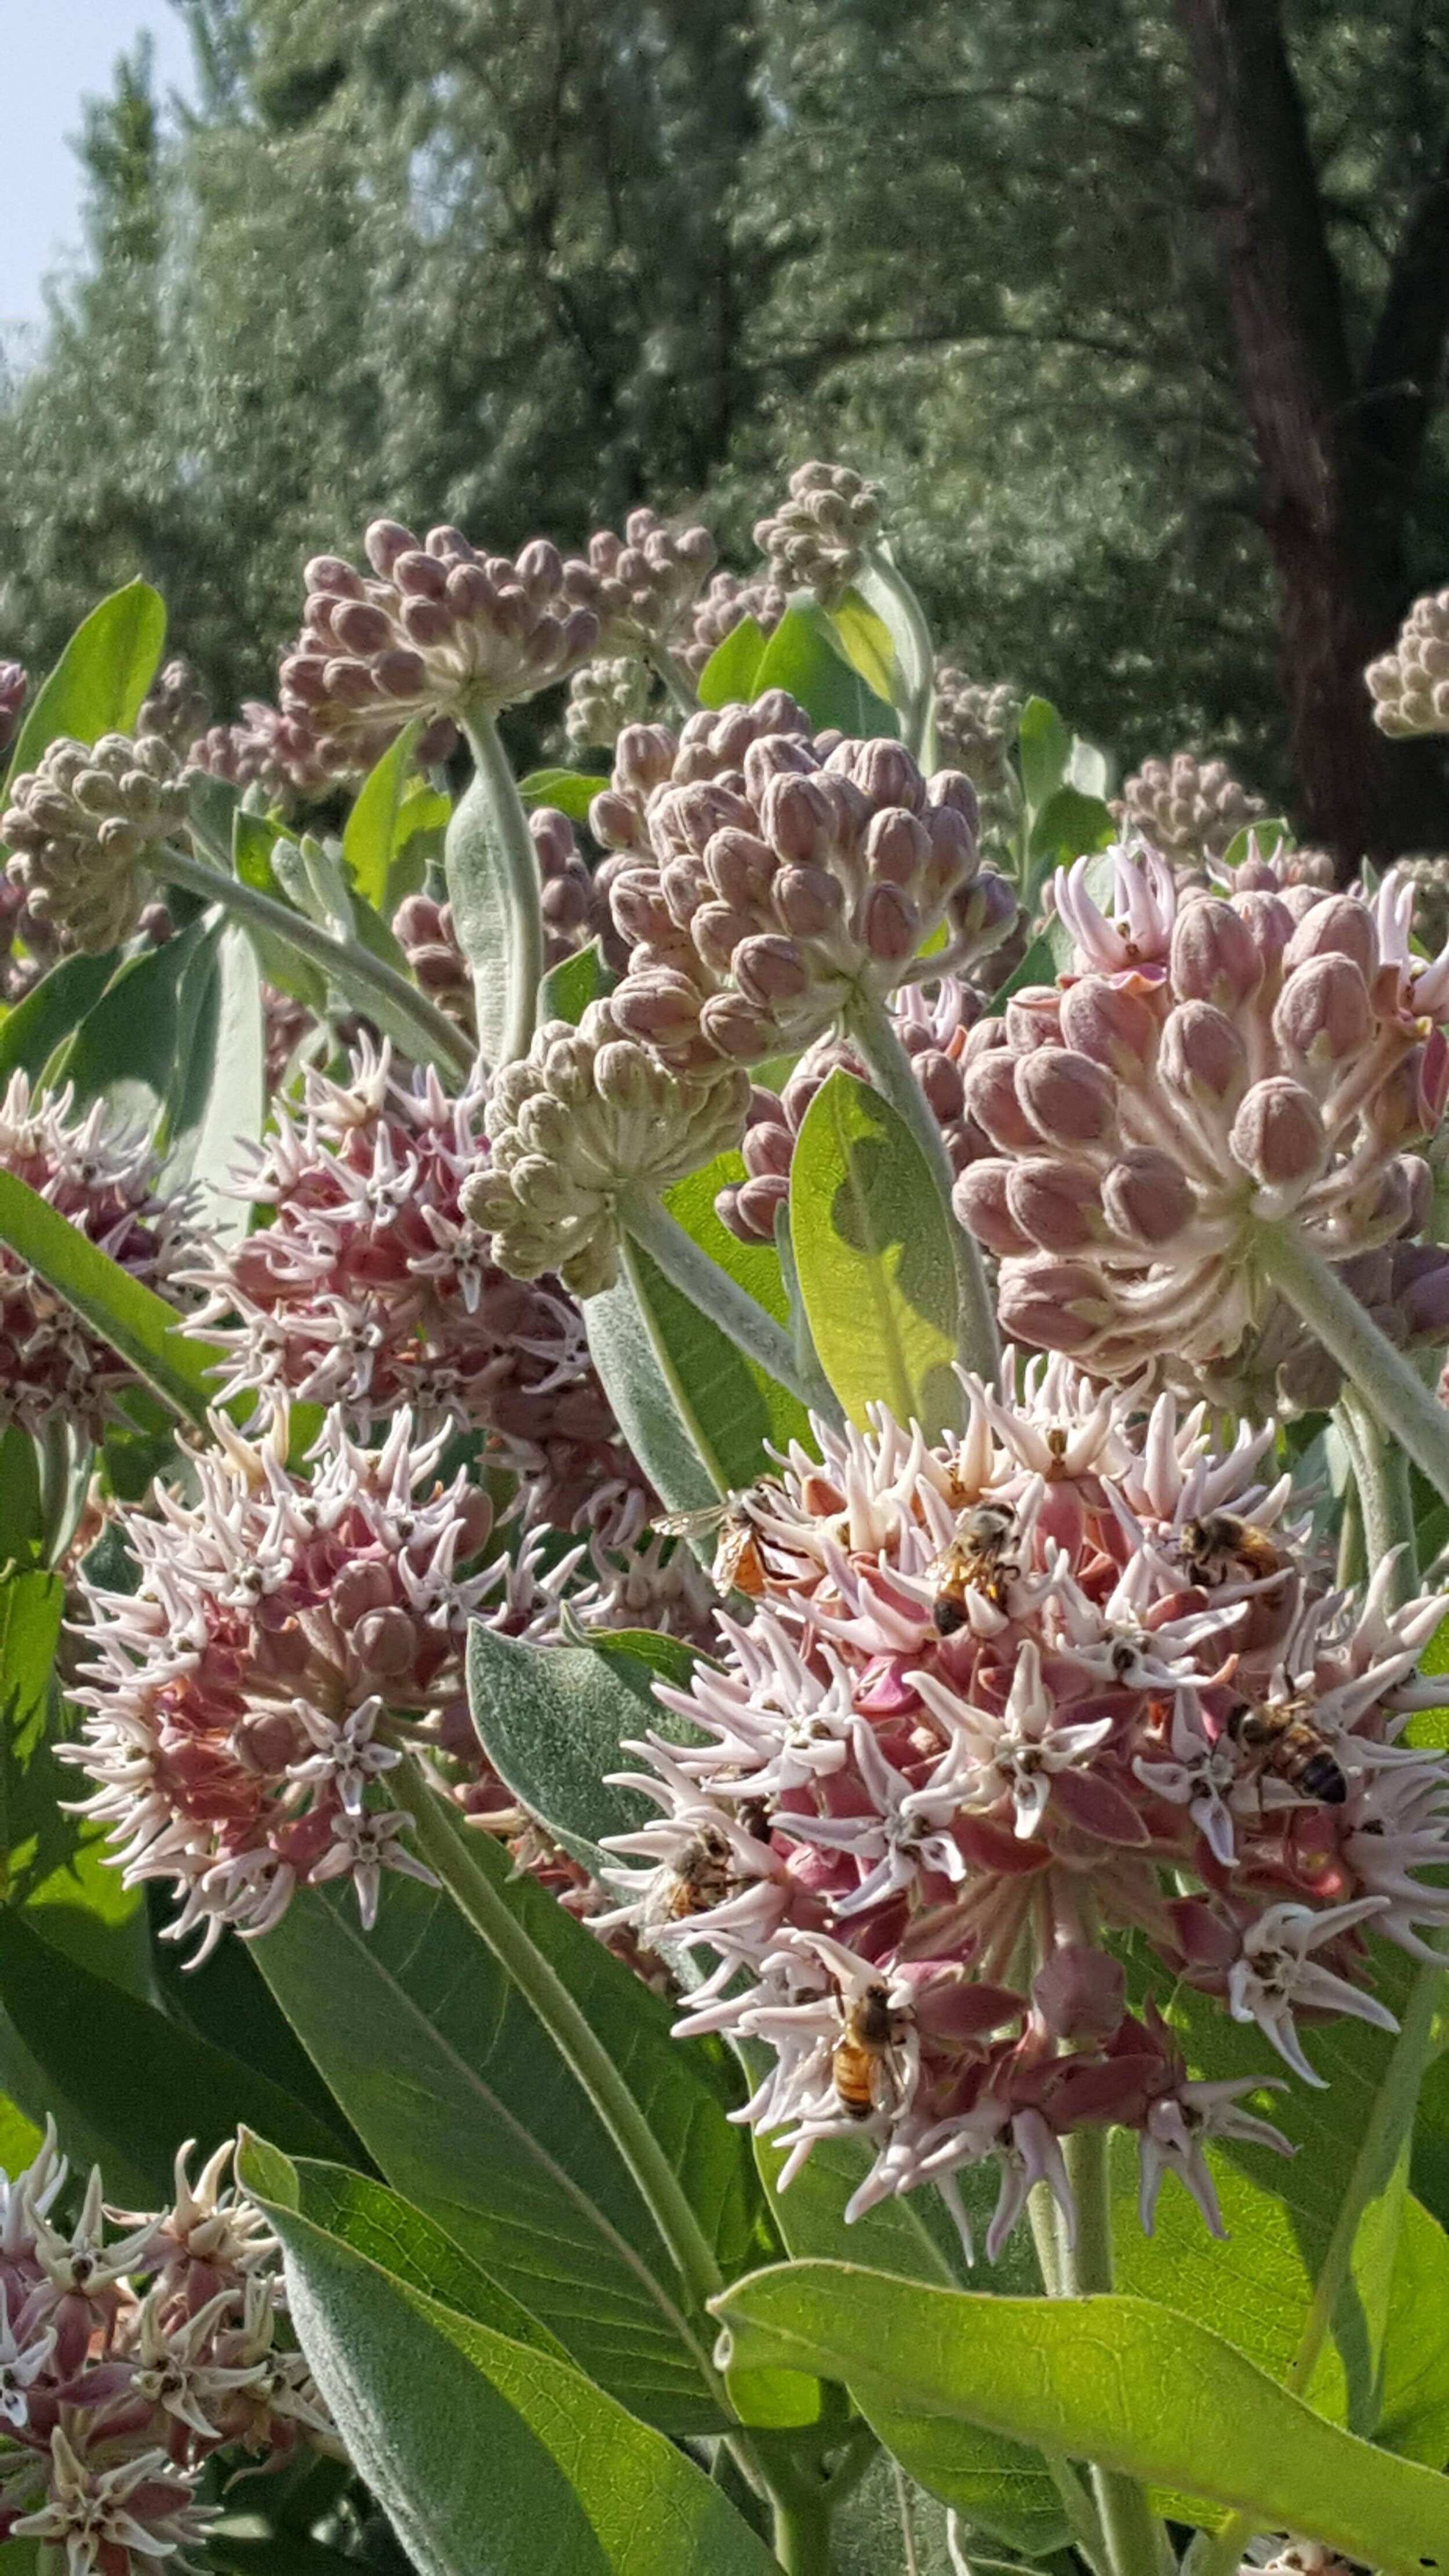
[[654, 1502, 729, 1540]]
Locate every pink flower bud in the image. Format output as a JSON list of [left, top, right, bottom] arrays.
[[1003, 986, 1064, 1052], [1059, 977, 1158, 1080], [762, 772, 835, 863], [1102, 1148, 1194, 1246], [609, 969, 706, 1051], [1032, 1943, 1126, 2043], [1169, 896, 1262, 1009], [305, 554, 366, 598], [1273, 954, 1374, 1063], [733, 934, 812, 1007], [1158, 1000, 1248, 1108], [857, 880, 920, 963], [705, 828, 774, 909], [914, 1047, 966, 1126], [963, 1052, 1039, 1152], [1014, 1047, 1119, 1148], [700, 992, 778, 1060], [1229, 1076, 1327, 1189], [996, 1258, 1115, 1353], [774, 864, 844, 937], [1004, 1158, 1108, 1252], [365, 519, 415, 575], [833, 737, 926, 813], [1283, 893, 1376, 978], [953, 1160, 1037, 1256], [865, 807, 931, 886]]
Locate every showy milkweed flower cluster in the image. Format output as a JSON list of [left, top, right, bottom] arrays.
[[2, 733, 190, 955], [64, 1406, 496, 1958], [0, 1074, 195, 1439], [1112, 754, 1267, 869], [1366, 587, 1449, 736], [186, 1042, 630, 1522], [591, 697, 1014, 1074], [954, 847, 1449, 1402], [600, 1367, 1449, 2258], [0, 2127, 335, 2573]]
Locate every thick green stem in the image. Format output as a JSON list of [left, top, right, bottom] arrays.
[[1060, 2130, 1173, 2576], [770, 2493, 833, 2575], [842, 981, 1000, 1378], [653, 649, 701, 720], [1257, 1220, 1449, 1508], [1337, 1387, 1418, 1602], [618, 1187, 834, 1419], [399, 1769, 729, 2404], [457, 708, 546, 1067], [158, 843, 475, 1084]]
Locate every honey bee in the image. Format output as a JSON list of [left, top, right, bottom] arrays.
[[832, 1982, 905, 2120], [1226, 1696, 1347, 1806], [650, 1824, 738, 1927], [654, 1489, 768, 1597], [929, 1502, 1018, 1635], [1178, 1511, 1284, 1589]]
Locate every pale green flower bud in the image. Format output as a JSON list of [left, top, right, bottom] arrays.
[[1113, 751, 1266, 867], [2, 732, 188, 952], [1367, 591, 1449, 736], [564, 656, 654, 756]]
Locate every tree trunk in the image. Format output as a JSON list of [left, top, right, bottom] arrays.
[[1176, 0, 1449, 867]]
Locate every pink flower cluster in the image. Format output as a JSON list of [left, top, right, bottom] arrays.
[[0, 1074, 194, 1438], [0, 2129, 334, 2573], [187, 1042, 634, 1525], [602, 1366, 1448, 2257], [65, 1406, 496, 1957]]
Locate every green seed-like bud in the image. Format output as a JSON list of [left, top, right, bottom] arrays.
[[2, 732, 188, 952]]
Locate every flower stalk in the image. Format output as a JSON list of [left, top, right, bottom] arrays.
[[842, 980, 1000, 1376], [1059, 2128, 1174, 2576], [456, 708, 547, 1067], [619, 1186, 833, 1417], [1257, 1219, 1449, 1509]]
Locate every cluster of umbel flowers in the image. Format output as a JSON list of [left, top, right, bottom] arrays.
[[64, 1405, 497, 1956], [679, 573, 788, 682], [601, 1367, 1449, 2255], [187, 1041, 631, 1522], [2, 733, 190, 954], [954, 846, 1449, 1405], [136, 658, 210, 760], [186, 697, 343, 805], [590, 695, 1014, 1071], [931, 674, 1022, 838], [0, 2126, 335, 2572], [753, 462, 884, 608], [0, 1074, 194, 1439], [718, 977, 989, 1245], [1112, 754, 1267, 869], [1366, 588, 1449, 736], [0, 662, 28, 759], [278, 522, 604, 776]]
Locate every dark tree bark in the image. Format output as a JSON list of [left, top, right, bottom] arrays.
[[1176, 0, 1449, 867]]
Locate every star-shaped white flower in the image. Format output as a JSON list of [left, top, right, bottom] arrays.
[[1226, 1897, 1397, 2084]]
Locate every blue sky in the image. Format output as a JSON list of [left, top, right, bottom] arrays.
[[2, 0, 195, 332]]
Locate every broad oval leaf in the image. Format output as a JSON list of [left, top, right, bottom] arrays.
[[516, 767, 611, 821], [1016, 694, 1071, 816], [3, 582, 166, 794], [0, 951, 119, 1086], [162, 921, 266, 1242], [697, 618, 769, 710], [584, 1269, 719, 1518], [61, 914, 216, 1118], [466, 1624, 701, 1873], [343, 720, 423, 912], [0, 1167, 220, 1431], [254, 1822, 774, 2431], [713, 2259, 1449, 2572], [242, 2150, 779, 2576], [790, 1069, 960, 1436], [540, 937, 616, 1027], [752, 605, 900, 737]]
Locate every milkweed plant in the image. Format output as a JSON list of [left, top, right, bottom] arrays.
[[0, 468, 1448, 2574]]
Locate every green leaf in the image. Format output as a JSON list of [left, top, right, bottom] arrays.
[[713, 2260, 1449, 2572], [232, 813, 329, 1013], [584, 1272, 719, 1517], [1026, 784, 1116, 879], [161, 922, 265, 1241], [1378, 2193, 1449, 2466], [638, 1152, 814, 1489], [0, 1167, 221, 1431], [751, 2130, 1066, 2555], [540, 938, 617, 1026], [243, 2138, 573, 2363], [254, 1845, 770, 2429], [1066, 736, 1111, 799], [696, 618, 769, 710], [790, 1069, 960, 1437], [343, 720, 423, 912], [568, 1622, 706, 1689], [60, 914, 216, 1116], [985, 930, 1056, 1011], [516, 767, 610, 822], [0, 1905, 352, 2197], [465, 1625, 700, 1875], [148, 1901, 368, 2163], [0, 1574, 75, 1902], [1222, 820, 1294, 870], [0, 1431, 43, 1571], [1017, 696, 1072, 816], [242, 2145, 780, 2576], [0, 951, 119, 1086], [3, 582, 166, 794], [752, 605, 900, 737], [829, 591, 900, 703]]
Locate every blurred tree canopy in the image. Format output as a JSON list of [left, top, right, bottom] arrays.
[[2, 0, 1447, 856]]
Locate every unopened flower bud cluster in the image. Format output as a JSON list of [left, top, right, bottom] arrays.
[[680, 572, 788, 681], [2, 732, 189, 953], [463, 1002, 751, 1297], [136, 657, 209, 758], [0, 662, 28, 760], [576, 508, 716, 657], [955, 847, 1449, 1399], [718, 976, 991, 1245], [1367, 590, 1449, 735], [0, 1074, 195, 1437], [0, 2129, 336, 2573], [931, 672, 1022, 831], [754, 461, 884, 607], [187, 696, 346, 803], [1399, 853, 1449, 956], [565, 657, 654, 756], [591, 696, 1013, 1077], [280, 519, 603, 769], [602, 1370, 1449, 2255], [1113, 753, 1266, 867]]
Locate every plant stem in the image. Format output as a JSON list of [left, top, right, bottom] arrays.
[[1256, 1219, 1449, 1508], [400, 1768, 729, 2403], [859, 549, 937, 763], [618, 1187, 833, 1418], [653, 649, 701, 720], [770, 2493, 832, 2575], [459, 708, 546, 1067], [157, 843, 475, 1083], [842, 981, 1000, 1378], [1337, 1386, 1418, 1602], [1060, 2130, 1173, 2576]]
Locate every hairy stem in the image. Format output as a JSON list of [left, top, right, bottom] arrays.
[[401, 1769, 729, 2403], [158, 843, 475, 1083], [769, 2493, 832, 2575], [842, 981, 1000, 1377], [618, 1187, 833, 1419], [1061, 2130, 1174, 2576], [1337, 1386, 1418, 1602], [653, 649, 702, 719], [1256, 1219, 1449, 1507], [457, 708, 546, 1067]]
